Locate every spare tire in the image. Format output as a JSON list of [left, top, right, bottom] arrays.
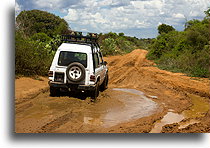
[[66, 62, 85, 82]]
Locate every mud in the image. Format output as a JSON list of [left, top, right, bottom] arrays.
[[15, 76, 49, 105], [15, 49, 210, 133], [15, 88, 160, 133], [182, 94, 209, 118], [150, 112, 184, 133], [88, 88, 158, 128]]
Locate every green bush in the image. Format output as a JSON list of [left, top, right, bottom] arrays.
[[99, 32, 152, 56], [16, 9, 70, 37], [15, 10, 69, 76], [31, 33, 51, 42], [101, 38, 120, 56], [191, 46, 210, 77], [158, 24, 175, 34], [116, 37, 133, 53], [147, 12, 209, 78], [15, 31, 54, 76]]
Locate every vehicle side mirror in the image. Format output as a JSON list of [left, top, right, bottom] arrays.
[[103, 61, 108, 65]]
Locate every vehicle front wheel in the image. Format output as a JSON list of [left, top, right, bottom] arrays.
[[100, 73, 108, 91], [90, 82, 99, 100]]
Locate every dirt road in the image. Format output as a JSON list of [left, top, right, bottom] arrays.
[[15, 49, 210, 133]]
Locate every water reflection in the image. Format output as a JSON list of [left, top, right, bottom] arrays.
[[83, 88, 158, 127]]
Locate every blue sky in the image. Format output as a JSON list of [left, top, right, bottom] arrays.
[[15, 0, 209, 38]]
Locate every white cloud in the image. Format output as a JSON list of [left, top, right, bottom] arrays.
[[64, 1, 152, 33], [17, 0, 209, 37], [15, 2, 22, 16], [173, 13, 185, 19], [144, 0, 164, 9], [33, 0, 63, 9], [64, 9, 78, 21]]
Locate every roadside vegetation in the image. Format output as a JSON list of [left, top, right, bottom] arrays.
[[147, 9, 210, 78], [98, 32, 152, 56], [15, 10, 151, 76], [15, 10, 69, 76]]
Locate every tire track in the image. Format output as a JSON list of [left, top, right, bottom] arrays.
[[37, 111, 74, 133]]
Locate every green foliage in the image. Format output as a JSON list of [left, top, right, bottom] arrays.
[[158, 24, 175, 34], [185, 19, 201, 30], [101, 38, 120, 56], [15, 10, 69, 76], [31, 33, 51, 42], [147, 12, 210, 78], [16, 9, 70, 37], [15, 31, 55, 76], [99, 32, 152, 56], [118, 32, 124, 36], [204, 7, 210, 18]]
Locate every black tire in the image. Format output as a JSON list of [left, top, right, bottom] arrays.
[[50, 86, 60, 97], [100, 73, 108, 91], [91, 82, 99, 100], [66, 62, 85, 82]]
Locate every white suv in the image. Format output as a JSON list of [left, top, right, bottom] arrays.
[[48, 33, 108, 99]]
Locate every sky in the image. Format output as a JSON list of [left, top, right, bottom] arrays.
[[15, 0, 209, 38]]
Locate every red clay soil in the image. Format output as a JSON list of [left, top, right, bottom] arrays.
[[15, 49, 210, 133]]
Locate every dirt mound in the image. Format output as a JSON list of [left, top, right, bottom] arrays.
[[106, 49, 153, 67], [104, 49, 154, 88], [15, 77, 49, 105]]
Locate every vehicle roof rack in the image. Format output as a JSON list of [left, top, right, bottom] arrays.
[[61, 31, 99, 45]]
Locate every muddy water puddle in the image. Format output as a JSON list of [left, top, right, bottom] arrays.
[[16, 88, 159, 132], [182, 94, 209, 118], [17, 88, 209, 132], [150, 112, 184, 133], [150, 94, 209, 133], [83, 88, 158, 127]]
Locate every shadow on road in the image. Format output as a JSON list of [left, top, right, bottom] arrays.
[[56, 90, 89, 100]]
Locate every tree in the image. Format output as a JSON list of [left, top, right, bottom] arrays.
[[204, 7, 210, 18], [118, 32, 124, 36], [184, 19, 200, 30], [31, 32, 51, 42], [15, 31, 54, 76], [158, 24, 175, 34], [16, 10, 70, 37]]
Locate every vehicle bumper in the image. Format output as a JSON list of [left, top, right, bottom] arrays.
[[48, 81, 96, 91]]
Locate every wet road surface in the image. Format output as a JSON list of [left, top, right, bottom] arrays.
[[84, 88, 158, 127], [15, 88, 159, 133]]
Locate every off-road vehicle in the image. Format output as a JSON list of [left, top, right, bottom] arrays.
[[48, 32, 108, 99]]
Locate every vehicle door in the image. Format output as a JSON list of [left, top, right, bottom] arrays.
[[98, 51, 106, 82], [93, 48, 103, 84]]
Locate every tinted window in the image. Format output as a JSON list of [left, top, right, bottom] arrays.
[[58, 51, 87, 68], [93, 53, 99, 68], [98, 52, 103, 64]]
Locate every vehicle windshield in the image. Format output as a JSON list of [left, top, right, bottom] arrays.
[[58, 51, 87, 68]]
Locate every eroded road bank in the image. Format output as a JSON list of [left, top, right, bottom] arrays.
[[15, 49, 210, 133]]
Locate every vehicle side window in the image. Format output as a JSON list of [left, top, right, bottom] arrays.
[[93, 53, 99, 68], [98, 52, 103, 64]]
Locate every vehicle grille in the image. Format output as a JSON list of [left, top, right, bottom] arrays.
[[54, 72, 64, 83]]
